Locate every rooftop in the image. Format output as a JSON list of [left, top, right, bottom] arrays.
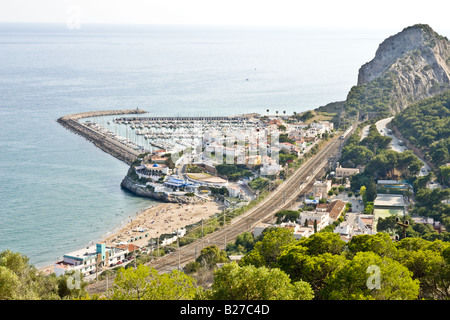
[[327, 200, 346, 219], [374, 194, 405, 208]]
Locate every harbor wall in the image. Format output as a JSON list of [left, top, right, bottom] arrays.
[[57, 109, 147, 165]]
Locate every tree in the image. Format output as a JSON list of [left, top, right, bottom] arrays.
[[359, 186, 366, 203], [365, 181, 377, 203], [209, 262, 314, 300], [240, 228, 296, 268], [376, 216, 398, 234], [0, 250, 64, 300], [0, 266, 20, 300], [394, 238, 450, 300], [106, 264, 202, 300], [234, 231, 254, 253], [277, 245, 347, 298], [347, 233, 397, 259], [321, 251, 420, 300], [297, 232, 346, 256], [400, 249, 450, 299], [275, 210, 300, 224], [195, 245, 228, 270]]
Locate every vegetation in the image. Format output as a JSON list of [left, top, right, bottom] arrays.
[[184, 245, 228, 275], [248, 176, 269, 191], [3, 227, 450, 300], [226, 231, 254, 255], [344, 72, 396, 120], [339, 123, 422, 193], [0, 250, 88, 300], [240, 229, 449, 300], [215, 164, 253, 181], [339, 124, 391, 168], [274, 209, 301, 224], [391, 90, 450, 167], [102, 264, 202, 300], [209, 262, 314, 300]]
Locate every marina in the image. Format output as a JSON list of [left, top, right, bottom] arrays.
[[78, 114, 264, 156]]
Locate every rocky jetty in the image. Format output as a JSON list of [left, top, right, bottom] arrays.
[[120, 175, 207, 205], [57, 109, 146, 165], [357, 24, 450, 113]]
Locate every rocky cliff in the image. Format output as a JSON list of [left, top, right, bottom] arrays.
[[120, 175, 207, 205], [349, 24, 450, 115]]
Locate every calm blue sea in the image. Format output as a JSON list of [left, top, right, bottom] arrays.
[[2, 23, 445, 268]]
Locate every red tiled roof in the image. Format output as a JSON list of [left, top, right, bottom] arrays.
[[327, 200, 346, 219]]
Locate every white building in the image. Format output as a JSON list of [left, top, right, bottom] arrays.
[[313, 180, 332, 199], [54, 242, 129, 277], [253, 222, 313, 239], [335, 164, 360, 178], [227, 185, 241, 198], [299, 211, 330, 231]]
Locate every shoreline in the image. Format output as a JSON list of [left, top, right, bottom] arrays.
[[45, 109, 228, 276], [38, 199, 225, 275]]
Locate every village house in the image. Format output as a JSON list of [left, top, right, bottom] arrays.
[[327, 199, 346, 221], [335, 164, 360, 179], [299, 211, 330, 231], [313, 180, 332, 199]]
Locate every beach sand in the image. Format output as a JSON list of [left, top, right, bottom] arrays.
[[38, 200, 225, 274], [103, 200, 225, 248]]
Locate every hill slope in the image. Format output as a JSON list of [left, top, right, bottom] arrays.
[[343, 24, 450, 120]]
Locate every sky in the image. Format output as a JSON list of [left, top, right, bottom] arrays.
[[0, 0, 449, 32]]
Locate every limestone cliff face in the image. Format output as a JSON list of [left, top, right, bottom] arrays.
[[357, 24, 450, 113]]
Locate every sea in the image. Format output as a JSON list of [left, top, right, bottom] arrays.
[[2, 23, 446, 268]]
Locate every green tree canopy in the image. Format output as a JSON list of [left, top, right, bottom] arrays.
[[239, 228, 296, 268], [106, 264, 202, 300], [210, 262, 314, 300], [321, 251, 420, 300]]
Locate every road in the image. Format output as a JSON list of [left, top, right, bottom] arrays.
[[86, 130, 351, 294], [375, 117, 431, 177]]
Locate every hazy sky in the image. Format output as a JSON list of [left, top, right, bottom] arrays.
[[1, 0, 449, 31]]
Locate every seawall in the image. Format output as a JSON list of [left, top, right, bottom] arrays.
[[57, 109, 147, 165]]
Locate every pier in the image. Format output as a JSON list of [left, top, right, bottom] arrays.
[[114, 116, 244, 122], [57, 109, 147, 165]]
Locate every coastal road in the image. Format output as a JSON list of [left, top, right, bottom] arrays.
[[86, 129, 352, 294], [375, 117, 432, 176]]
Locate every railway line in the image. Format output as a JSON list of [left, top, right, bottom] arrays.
[[86, 128, 351, 294]]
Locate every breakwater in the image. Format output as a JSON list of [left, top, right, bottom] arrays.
[[114, 116, 244, 122], [57, 109, 147, 165]]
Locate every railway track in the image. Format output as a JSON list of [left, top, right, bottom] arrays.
[[86, 133, 348, 294]]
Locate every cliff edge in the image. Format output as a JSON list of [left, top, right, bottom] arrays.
[[345, 24, 450, 118]]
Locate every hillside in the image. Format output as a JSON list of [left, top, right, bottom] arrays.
[[343, 24, 450, 121], [391, 90, 450, 168]]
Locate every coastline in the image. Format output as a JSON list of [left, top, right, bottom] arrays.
[[38, 199, 225, 275]]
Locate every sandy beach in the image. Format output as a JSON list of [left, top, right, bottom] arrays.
[[103, 200, 225, 247], [38, 200, 225, 274]]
